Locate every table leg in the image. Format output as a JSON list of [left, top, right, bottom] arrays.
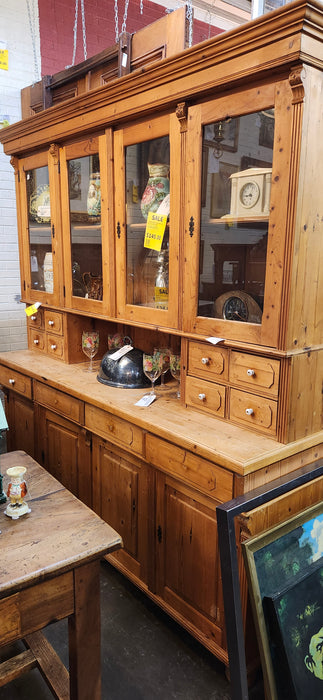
[[68, 560, 101, 700]]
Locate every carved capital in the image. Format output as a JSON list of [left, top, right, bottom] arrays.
[[49, 143, 59, 164], [176, 102, 188, 133], [10, 156, 19, 174], [289, 64, 305, 104]]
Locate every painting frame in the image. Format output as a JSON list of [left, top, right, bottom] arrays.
[[242, 501, 323, 700]]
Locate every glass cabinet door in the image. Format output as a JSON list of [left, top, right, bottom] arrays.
[[61, 135, 113, 315], [19, 147, 62, 305], [114, 114, 180, 328], [183, 82, 292, 347]]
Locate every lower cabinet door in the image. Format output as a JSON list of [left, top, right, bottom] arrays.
[[92, 436, 151, 586], [36, 405, 92, 507], [155, 471, 226, 660], [6, 390, 35, 458]]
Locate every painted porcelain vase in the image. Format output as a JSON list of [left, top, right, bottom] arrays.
[[140, 163, 169, 220]]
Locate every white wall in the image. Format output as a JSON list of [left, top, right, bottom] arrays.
[[0, 0, 40, 351]]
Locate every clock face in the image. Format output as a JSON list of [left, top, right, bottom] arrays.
[[223, 296, 248, 321], [239, 181, 260, 209]]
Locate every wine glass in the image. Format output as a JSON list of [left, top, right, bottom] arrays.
[[143, 351, 163, 396], [170, 353, 181, 399], [82, 331, 99, 371], [154, 347, 170, 390]]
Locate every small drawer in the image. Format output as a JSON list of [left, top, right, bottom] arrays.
[[188, 341, 228, 382], [44, 310, 63, 335], [27, 308, 44, 330], [146, 434, 233, 501], [229, 388, 277, 436], [85, 404, 143, 456], [34, 381, 84, 424], [0, 365, 32, 399], [46, 334, 65, 360], [229, 352, 280, 397], [29, 329, 45, 352], [185, 376, 226, 417]]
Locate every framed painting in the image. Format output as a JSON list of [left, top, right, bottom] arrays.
[[242, 501, 323, 700], [263, 560, 323, 699]]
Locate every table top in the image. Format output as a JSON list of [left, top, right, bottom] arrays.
[[0, 451, 122, 598]]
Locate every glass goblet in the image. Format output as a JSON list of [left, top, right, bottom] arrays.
[[170, 353, 181, 399], [154, 347, 170, 390], [82, 331, 99, 371], [143, 352, 163, 396]]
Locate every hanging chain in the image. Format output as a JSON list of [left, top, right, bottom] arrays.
[[140, 0, 143, 15], [80, 0, 87, 60], [26, 0, 40, 83], [186, 0, 193, 48], [114, 0, 119, 42], [71, 0, 87, 67], [121, 0, 130, 35], [115, 0, 132, 40]]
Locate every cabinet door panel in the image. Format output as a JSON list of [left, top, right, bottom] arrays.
[[7, 392, 35, 458], [37, 407, 92, 507], [156, 473, 225, 651], [92, 437, 149, 585]]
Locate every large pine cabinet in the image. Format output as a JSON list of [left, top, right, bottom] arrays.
[[0, 0, 322, 675]]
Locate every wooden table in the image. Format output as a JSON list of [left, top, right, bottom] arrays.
[[0, 450, 122, 699]]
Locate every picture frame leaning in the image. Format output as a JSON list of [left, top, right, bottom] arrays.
[[242, 501, 323, 700]]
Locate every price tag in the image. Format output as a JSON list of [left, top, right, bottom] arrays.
[[135, 394, 156, 407], [205, 337, 224, 345], [25, 302, 41, 317], [108, 344, 133, 361], [144, 212, 167, 251]]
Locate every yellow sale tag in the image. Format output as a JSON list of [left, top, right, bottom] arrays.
[[144, 212, 167, 251], [0, 50, 8, 71], [25, 302, 41, 317]]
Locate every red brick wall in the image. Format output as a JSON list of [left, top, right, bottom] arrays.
[[39, 0, 222, 76]]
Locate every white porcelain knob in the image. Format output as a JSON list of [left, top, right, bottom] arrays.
[[48, 320, 54, 326], [33, 339, 39, 345], [50, 344, 57, 350], [201, 357, 209, 365], [245, 408, 254, 416], [30, 315, 37, 321], [9, 378, 15, 385], [198, 393, 206, 401], [247, 369, 255, 376]]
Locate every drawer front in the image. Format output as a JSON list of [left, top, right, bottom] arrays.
[[229, 388, 277, 435], [229, 352, 280, 396], [46, 334, 65, 360], [85, 404, 143, 456], [29, 329, 45, 352], [44, 310, 63, 335], [185, 376, 226, 417], [188, 342, 228, 382], [0, 365, 32, 399], [146, 434, 233, 501], [27, 308, 44, 330], [34, 381, 84, 423]]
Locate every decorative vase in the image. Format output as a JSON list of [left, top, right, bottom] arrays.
[[140, 163, 169, 220], [87, 172, 101, 216]]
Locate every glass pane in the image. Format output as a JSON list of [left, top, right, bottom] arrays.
[[125, 136, 170, 309], [27, 165, 51, 292], [68, 154, 102, 300], [199, 109, 274, 324]]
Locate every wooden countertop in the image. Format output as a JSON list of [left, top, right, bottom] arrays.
[[0, 450, 122, 597], [0, 350, 322, 476]]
